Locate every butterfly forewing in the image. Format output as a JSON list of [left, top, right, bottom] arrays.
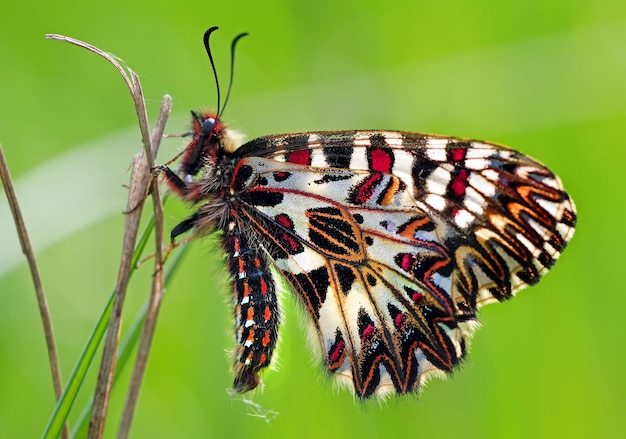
[[200, 130, 574, 397], [165, 121, 575, 398]]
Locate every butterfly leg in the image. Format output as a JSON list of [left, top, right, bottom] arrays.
[[156, 165, 206, 241], [170, 212, 200, 241], [155, 165, 188, 197]]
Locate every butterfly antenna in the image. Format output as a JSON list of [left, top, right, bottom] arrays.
[[203, 26, 222, 114], [219, 32, 248, 118]]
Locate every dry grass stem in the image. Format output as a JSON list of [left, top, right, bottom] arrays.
[[0, 145, 70, 439], [46, 33, 169, 439], [117, 92, 171, 439]]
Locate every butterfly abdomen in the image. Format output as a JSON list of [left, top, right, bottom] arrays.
[[223, 222, 280, 393]]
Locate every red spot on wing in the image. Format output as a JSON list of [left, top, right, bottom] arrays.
[[282, 233, 301, 253], [411, 291, 424, 302], [274, 213, 303, 254], [362, 324, 375, 338], [275, 214, 293, 228], [451, 169, 468, 197], [370, 148, 393, 172], [450, 147, 466, 162], [354, 174, 382, 204], [401, 253, 413, 271], [394, 312, 403, 328], [286, 149, 311, 165], [329, 340, 345, 363]]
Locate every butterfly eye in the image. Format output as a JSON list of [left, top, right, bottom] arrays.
[[202, 117, 216, 136]]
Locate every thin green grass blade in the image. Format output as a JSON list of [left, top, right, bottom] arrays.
[[41, 214, 156, 439], [69, 245, 189, 438]]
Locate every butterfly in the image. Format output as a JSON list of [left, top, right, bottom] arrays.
[[160, 27, 576, 399]]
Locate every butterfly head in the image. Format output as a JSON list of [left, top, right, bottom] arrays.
[[177, 28, 248, 179], [177, 110, 222, 177], [178, 110, 244, 178]]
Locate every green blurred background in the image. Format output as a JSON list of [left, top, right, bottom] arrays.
[[0, 0, 623, 437]]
